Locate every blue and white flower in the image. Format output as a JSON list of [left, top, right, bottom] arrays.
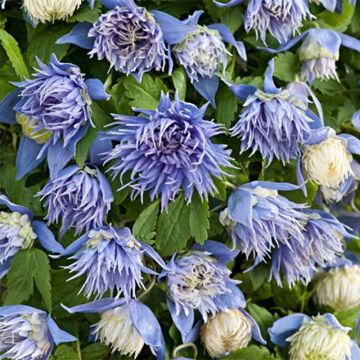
[[38, 165, 113, 237], [0, 54, 109, 180], [314, 259, 360, 311], [0, 193, 63, 278], [103, 93, 233, 210], [159, 240, 246, 341], [269, 313, 360, 360], [64, 298, 165, 360], [298, 126, 360, 203], [1, 0, 94, 25], [220, 181, 308, 260], [228, 59, 313, 164], [58, 226, 166, 299], [263, 28, 360, 83], [213, 0, 313, 44], [0, 305, 76, 360]]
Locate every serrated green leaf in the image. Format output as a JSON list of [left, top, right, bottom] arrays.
[[220, 7, 244, 33], [155, 195, 191, 256], [0, 28, 29, 79], [273, 52, 299, 82], [172, 67, 187, 100], [318, 1, 355, 32], [133, 200, 160, 244], [4, 249, 52, 312], [189, 194, 210, 245]]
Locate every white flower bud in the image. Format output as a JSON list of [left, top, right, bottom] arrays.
[[315, 265, 360, 311], [23, 0, 83, 24], [288, 315, 352, 360], [302, 135, 353, 202], [200, 309, 253, 358], [94, 306, 144, 357]]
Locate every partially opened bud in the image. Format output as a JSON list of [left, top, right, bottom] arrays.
[[23, 0, 83, 24], [315, 265, 360, 311], [200, 309, 253, 358]]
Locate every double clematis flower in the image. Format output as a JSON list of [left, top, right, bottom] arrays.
[[0, 305, 76, 360], [213, 0, 313, 44], [0, 54, 109, 180], [269, 313, 360, 359], [64, 298, 165, 359], [0, 193, 63, 278], [263, 28, 360, 83]]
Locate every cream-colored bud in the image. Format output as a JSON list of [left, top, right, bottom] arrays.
[[200, 309, 253, 358], [94, 306, 144, 357], [315, 265, 360, 311], [288, 315, 351, 360], [23, 0, 83, 24], [302, 136, 353, 202]]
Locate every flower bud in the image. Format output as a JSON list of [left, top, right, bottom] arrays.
[[288, 315, 351, 360], [23, 0, 83, 24], [315, 265, 360, 311], [200, 309, 253, 358]]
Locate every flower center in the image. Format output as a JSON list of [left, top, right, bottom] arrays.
[[22, 313, 51, 354], [16, 113, 52, 144]]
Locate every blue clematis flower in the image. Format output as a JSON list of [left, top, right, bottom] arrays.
[[262, 28, 360, 83], [269, 313, 360, 359], [103, 92, 233, 210], [38, 164, 113, 237], [0, 304, 76, 360], [63, 298, 165, 360], [0, 193, 63, 278], [159, 240, 246, 342], [151, 10, 247, 106], [0, 54, 109, 180], [213, 0, 313, 44], [227, 59, 314, 164], [57, 226, 166, 299], [298, 126, 360, 203]]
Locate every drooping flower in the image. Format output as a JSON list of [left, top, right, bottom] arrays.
[[0, 305, 76, 360], [159, 240, 246, 341], [228, 59, 313, 164], [152, 10, 247, 105], [298, 127, 360, 203], [104, 93, 233, 210], [213, 0, 313, 44], [200, 308, 265, 358], [59, 226, 166, 299], [270, 209, 350, 287], [1, 0, 94, 24], [269, 313, 360, 360], [263, 28, 360, 83], [314, 259, 360, 311], [0, 193, 63, 278], [38, 165, 113, 237], [220, 181, 307, 260], [0, 54, 109, 180], [64, 298, 165, 360]]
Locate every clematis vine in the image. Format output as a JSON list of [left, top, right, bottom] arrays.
[[269, 313, 360, 359], [213, 0, 313, 44], [64, 298, 165, 359], [0, 305, 76, 360], [298, 126, 360, 203], [262, 28, 360, 83], [0, 54, 109, 180], [0, 193, 63, 278], [103, 92, 233, 210], [227, 59, 314, 164], [58, 226, 166, 299]]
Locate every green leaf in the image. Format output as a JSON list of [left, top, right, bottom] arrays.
[[4, 249, 52, 312], [81, 343, 110, 360], [155, 195, 191, 256], [246, 303, 274, 340], [219, 7, 243, 33], [0, 28, 29, 79], [317, 1, 355, 32], [133, 200, 160, 244], [75, 127, 98, 167], [172, 67, 187, 100], [52, 344, 78, 360], [335, 304, 360, 331], [221, 345, 276, 359], [189, 194, 210, 245], [91, 102, 112, 128], [68, 2, 102, 23], [124, 74, 167, 110], [216, 84, 238, 129], [273, 52, 299, 82]]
